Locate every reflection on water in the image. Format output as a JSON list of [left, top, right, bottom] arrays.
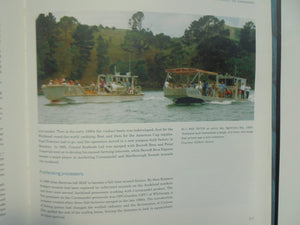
[[38, 91, 254, 124]]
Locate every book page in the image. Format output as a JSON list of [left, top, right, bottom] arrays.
[[0, 1, 30, 225], [279, 0, 300, 224], [25, 0, 272, 224]]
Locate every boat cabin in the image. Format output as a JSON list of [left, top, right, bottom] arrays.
[[96, 73, 142, 95], [164, 68, 248, 102]]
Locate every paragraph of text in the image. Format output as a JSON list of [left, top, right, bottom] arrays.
[[40, 177, 173, 219], [38, 128, 174, 164], [181, 125, 254, 144]]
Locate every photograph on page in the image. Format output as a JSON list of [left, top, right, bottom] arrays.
[[36, 11, 256, 124]]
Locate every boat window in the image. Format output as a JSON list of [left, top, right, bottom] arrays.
[[105, 76, 112, 83], [208, 75, 216, 82], [226, 79, 235, 86], [219, 78, 225, 84]]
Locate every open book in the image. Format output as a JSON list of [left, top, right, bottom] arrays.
[[0, 0, 276, 224]]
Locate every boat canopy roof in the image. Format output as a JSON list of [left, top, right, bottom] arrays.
[[166, 68, 218, 76], [98, 74, 139, 78], [166, 68, 247, 85]]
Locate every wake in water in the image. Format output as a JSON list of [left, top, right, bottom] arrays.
[[208, 100, 234, 105], [143, 96, 166, 101], [248, 93, 255, 102]]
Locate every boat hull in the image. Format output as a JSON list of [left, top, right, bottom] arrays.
[[63, 94, 144, 103], [42, 85, 143, 103], [164, 87, 206, 103], [164, 87, 241, 103]]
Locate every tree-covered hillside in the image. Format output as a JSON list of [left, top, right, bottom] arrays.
[[36, 12, 256, 90]]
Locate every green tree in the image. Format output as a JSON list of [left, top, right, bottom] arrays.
[[129, 11, 144, 31], [109, 60, 131, 75], [70, 24, 95, 80], [55, 16, 78, 77], [133, 60, 147, 80], [122, 11, 154, 58], [239, 21, 256, 53], [234, 53, 255, 87], [183, 15, 229, 45], [168, 41, 188, 68], [36, 13, 59, 87], [146, 52, 170, 88], [191, 36, 238, 73], [153, 33, 171, 50], [121, 30, 153, 58], [96, 35, 110, 74]]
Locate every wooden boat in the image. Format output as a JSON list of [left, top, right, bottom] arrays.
[[163, 68, 249, 103], [42, 73, 144, 103]]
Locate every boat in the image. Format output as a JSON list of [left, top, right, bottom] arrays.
[[42, 72, 144, 103], [163, 68, 249, 104]]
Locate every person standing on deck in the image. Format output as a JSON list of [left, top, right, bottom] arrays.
[[203, 81, 208, 96], [219, 82, 226, 98], [100, 79, 106, 93], [240, 83, 245, 99], [195, 81, 202, 92], [245, 85, 251, 99], [212, 81, 216, 97], [164, 80, 170, 88]]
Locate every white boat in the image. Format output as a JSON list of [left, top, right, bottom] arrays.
[[163, 68, 249, 103], [42, 73, 144, 103]]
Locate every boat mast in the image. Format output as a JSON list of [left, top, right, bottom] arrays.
[[129, 53, 131, 75]]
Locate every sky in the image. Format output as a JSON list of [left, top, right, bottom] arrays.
[[53, 10, 253, 37]]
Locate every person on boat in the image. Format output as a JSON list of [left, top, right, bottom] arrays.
[[219, 82, 226, 98], [164, 81, 170, 88], [203, 80, 208, 96], [233, 83, 237, 98], [126, 80, 130, 90], [48, 80, 53, 85], [75, 80, 81, 86], [69, 80, 74, 85], [245, 85, 251, 99], [225, 89, 229, 98], [238, 89, 242, 98], [240, 83, 245, 99], [207, 83, 212, 96], [100, 79, 106, 93], [212, 81, 216, 97], [195, 81, 202, 92], [90, 81, 96, 92], [225, 89, 233, 98], [128, 84, 134, 94], [59, 77, 66, 84], [111, 81, 118, 91]]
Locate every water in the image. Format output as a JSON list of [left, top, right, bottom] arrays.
[[38, 91, 254, 124]]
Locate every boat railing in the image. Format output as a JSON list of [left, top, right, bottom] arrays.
[[134, 86, 142, 94]]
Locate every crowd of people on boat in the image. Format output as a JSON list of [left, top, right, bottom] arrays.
[[97, 78, 135, 94], [47, 76, 139, 95], [164, 80, 251, 99], [239, 82, 251, 99], [48, 77, 81, 86]]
